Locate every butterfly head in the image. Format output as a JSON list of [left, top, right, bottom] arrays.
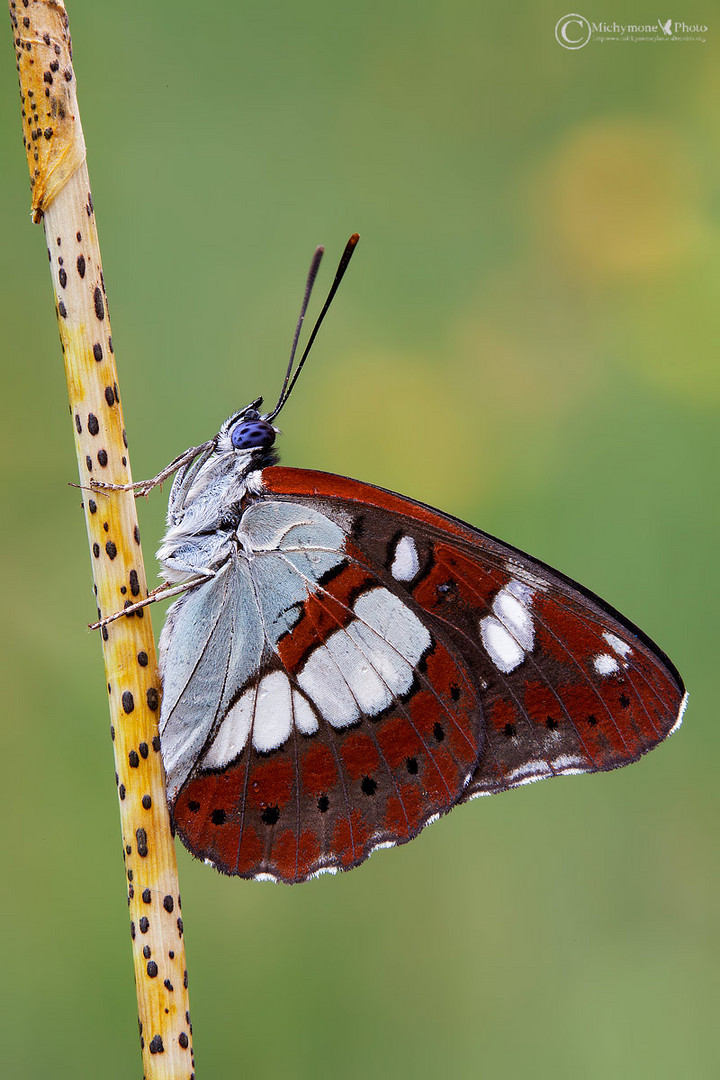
[[229, 406, 278, 452], [230, 417, 276, 450], [215, 399, 280, 464]]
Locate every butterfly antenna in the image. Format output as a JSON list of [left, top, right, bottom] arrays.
[[266, 233, 360, 421], [268, 244, 325, 419]]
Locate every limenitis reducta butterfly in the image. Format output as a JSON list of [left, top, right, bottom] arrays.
[[97, 235, 686, 883]]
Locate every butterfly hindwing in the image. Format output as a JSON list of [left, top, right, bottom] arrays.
[[163, 493, 484, 882]]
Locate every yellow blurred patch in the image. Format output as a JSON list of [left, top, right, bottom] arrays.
[[314, 350, 473, 507], [619, 254, 720, 404], [311, 301, 605, 514], [447, 306, 602, 497], [537, 119, 704, 280]]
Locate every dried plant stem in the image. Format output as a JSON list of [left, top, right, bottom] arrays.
[[9, 2, 194, 1076]]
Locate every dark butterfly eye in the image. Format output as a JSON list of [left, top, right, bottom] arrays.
[[230, 419, 276, 450]]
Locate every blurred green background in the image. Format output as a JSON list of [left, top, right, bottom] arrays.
[[1, 1, 717, 1077]]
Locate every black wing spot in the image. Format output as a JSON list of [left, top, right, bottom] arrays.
[[546, 717, 559, 731], [361, 775, 377, 796], [503, 723, 516, 738], [188, 800, 200, 813], [435, 580, 458, 604], [433, 722, 445, 742], [210, 808, 226, 825], [350, 515, 366, 541], [406, 756, 419, 774], [450, 684, 460, 701], [317, 795, 330, 813], [587, 714, 598, 727], [261, 805, 280, 825], [386, 529, 404, 568], [619, 693, 630, 709]]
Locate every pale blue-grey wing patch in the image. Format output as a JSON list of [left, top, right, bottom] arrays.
[[158, 557, 263, 800], [240, 500, 348, 644], [237, 500, 348, 557], [249, 551, 343, 643], [215, 560, 267, 723], [161, 501, 349, 796]]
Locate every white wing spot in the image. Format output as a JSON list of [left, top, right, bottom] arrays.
[[593, 653, 619, 676], [481, 617, 525, 673], [203, 679, 321, 766], [507, 760, 550, 785], [292, 690, 319, 735], [202, 690, 254, 768], [390, 535, 420, 581], [298, 645, 360, 728], [324, 629, 395, 716], [346, 620, 415, 695], [668, 690, 688, 736], [310, 865, 339, 879], [493, 586, 535, 651], [481, 578, 536, 673], [603, 632, 633, 658], [353, 587, 431, 663], [252, 670, 293, 751], [508, 753, 586, 786], [297, 588, 430, 727], [551, 752, 586, 774]]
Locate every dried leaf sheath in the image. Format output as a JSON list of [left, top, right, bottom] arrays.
[[9, 2, 194, 1076]]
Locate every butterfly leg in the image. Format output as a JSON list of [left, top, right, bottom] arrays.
[[89, 574, 214, 631], [89, 441, 215, 499]]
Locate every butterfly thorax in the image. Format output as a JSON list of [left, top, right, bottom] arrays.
[[157, 411, 279, 583]]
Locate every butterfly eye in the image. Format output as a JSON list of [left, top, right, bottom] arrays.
[[230, 419, 276, 450]]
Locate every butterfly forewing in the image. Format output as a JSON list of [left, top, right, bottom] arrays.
[[163, 465, 684, 883], [263, 468, 685, 801]]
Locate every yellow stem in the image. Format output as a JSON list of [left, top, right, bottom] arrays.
[[9, 2, 195, 1076]]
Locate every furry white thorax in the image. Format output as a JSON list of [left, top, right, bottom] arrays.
[[156, 413, 271, 583]]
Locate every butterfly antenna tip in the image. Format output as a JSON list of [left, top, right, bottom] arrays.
[[266, 234, 360, 421]]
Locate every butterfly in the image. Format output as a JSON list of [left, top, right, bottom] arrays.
[[102, 235, 686, 883]]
